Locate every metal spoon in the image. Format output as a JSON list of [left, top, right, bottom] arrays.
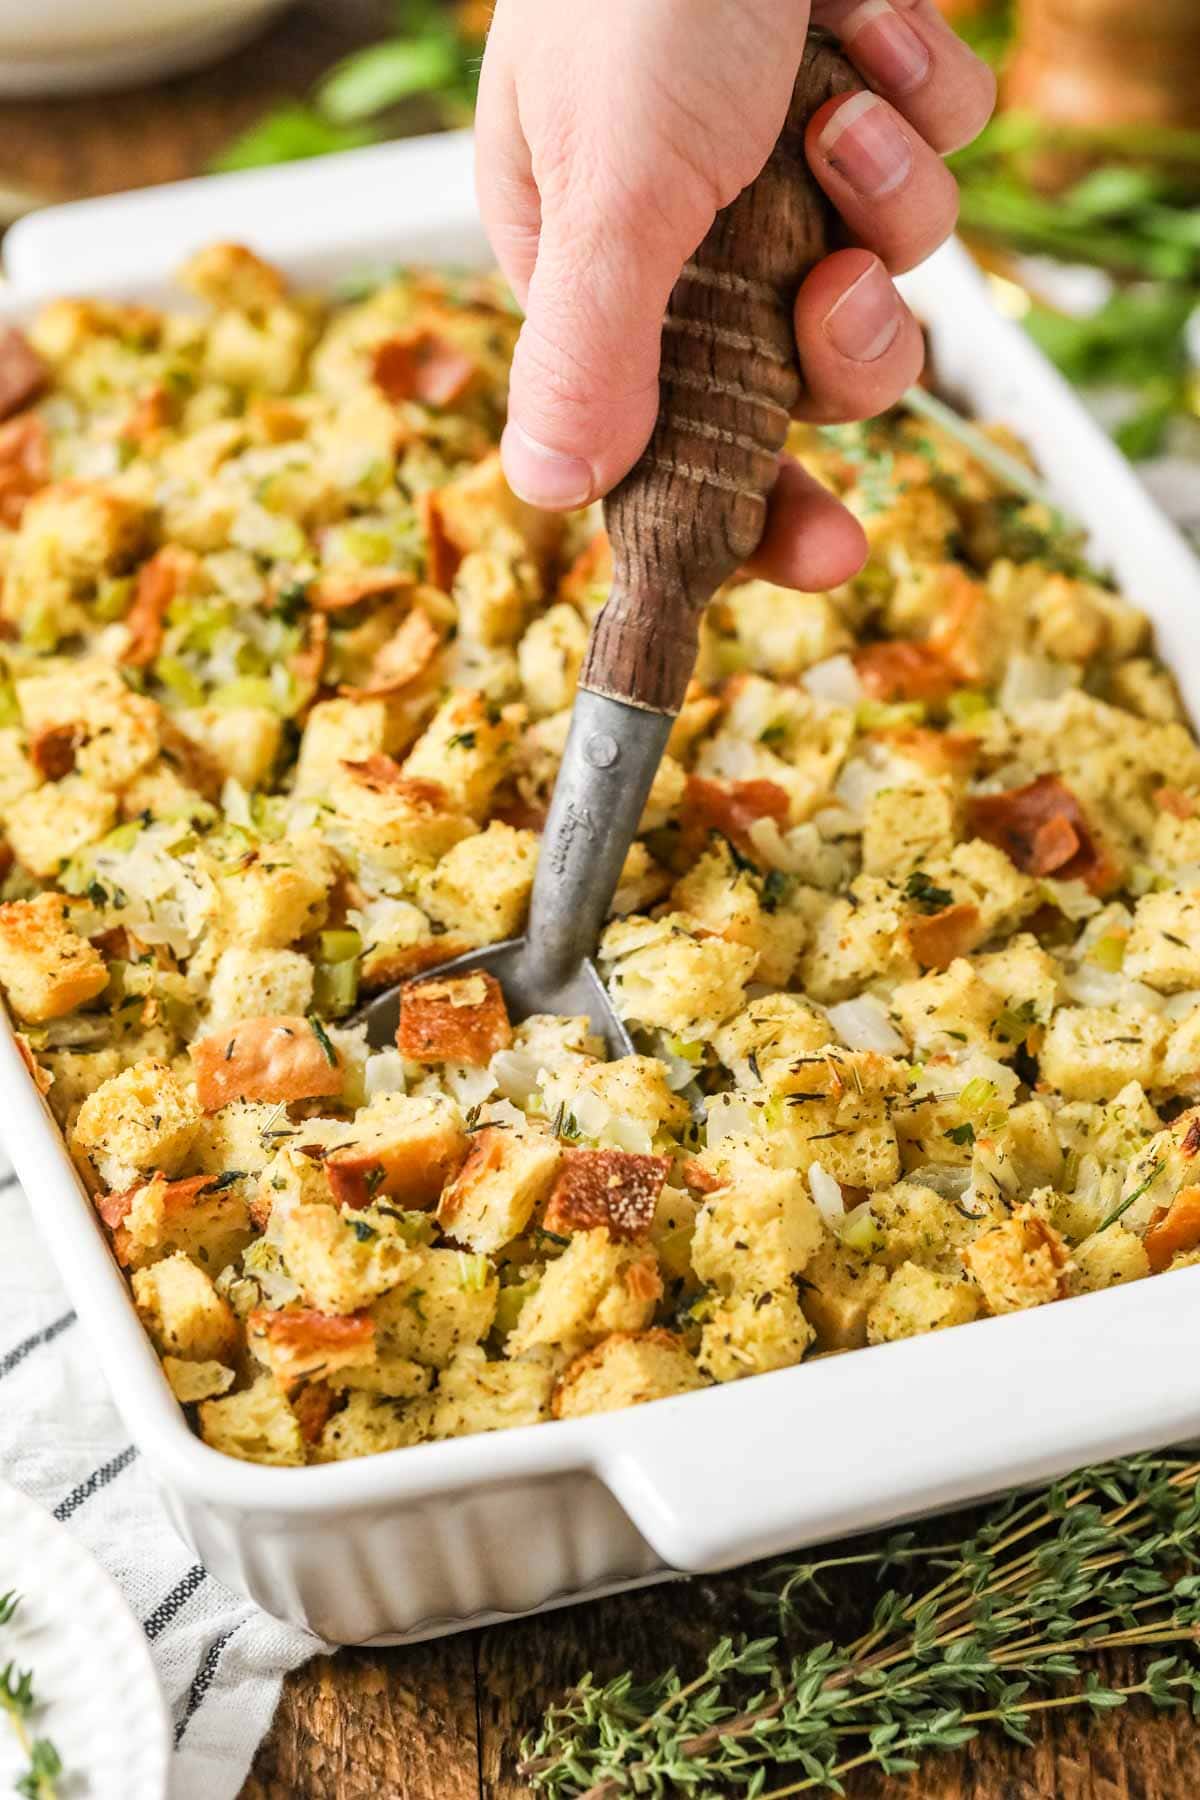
[[356, 33, 857, 1056]]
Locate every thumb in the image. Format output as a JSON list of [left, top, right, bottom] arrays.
[[500, 186, 703, 511]]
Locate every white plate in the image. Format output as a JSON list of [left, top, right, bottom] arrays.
[[0, 1481, 169, 1799]]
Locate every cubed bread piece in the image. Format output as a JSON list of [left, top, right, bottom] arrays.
[[801, 881, 920, 1003], [600, 913, 756, 1037], [315, 1391, 427, 1462], [418, 821, 538, 943], [862, 782, 959, 879], [191, 1015, 344, 1112], [1038, 1006, 1166, 1103], [1124, 891, 1200, 992], [552, 1330, 706, 1419], [691, 1168, 825, 1295], [438, 1125, 561, 1252], [367, 1246, 498, 1368], [0, 892, 107, 1022], [247, 1305, 375, 1388], [180, 241, 286, 312], [453, 548, 533, 647], [397, 970, 512, 1066], [425, 1345, 556, 1438], [430, 449, 564, 569], [539, 1054, 690, 1150], [517, 601, 588, 716], [176, 705, 281, 791], [866, 1262, 980, 1343], [723, 579, 850, 676], [73, 1058, 200, 1181], [698, 1289, 814, 1382], [279, 1202, 423, 1314], [163, 1358, 235, 1404], [669, 842, 806, 986], [43, 1046, 122, 1128], [800, 1242, 889, 1351], [402, 689, 517, 820], [99, 1171, 252, 1274], [218, 838, 332, 948], [294, 697, 392, 796], [206, 947, 314, 1030], [328, 756, 475, 878], [5, 775, 116, 877], [972, 934, 1061, 1042], [199, 1373, 305, 1466], [711, 993, 835, 1088], [191, 1099, 285, 1178], [1143, 1185, 1200, 1272], [325, 1092, 467, 1210], [868, 1181, 981, 1269], [508, 1228, 662, 1358], [542, 1148, 669, 1243], [891, 958, 1007, 1058], [1068, 1224, 1150, 1294], [132, 1250, 240, 1361], [963, 1203, 1071, 1313]]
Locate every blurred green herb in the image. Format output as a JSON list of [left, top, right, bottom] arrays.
[[0, 1594, 63, 1800], [212, 0, 483, 174]]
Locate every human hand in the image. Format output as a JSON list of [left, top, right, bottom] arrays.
[[476, 0, 995, 588]]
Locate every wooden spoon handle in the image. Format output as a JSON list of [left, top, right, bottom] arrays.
[[581, 32, 858, 716]]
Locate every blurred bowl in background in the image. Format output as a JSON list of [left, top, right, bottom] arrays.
[[0, 0, 291, 96]]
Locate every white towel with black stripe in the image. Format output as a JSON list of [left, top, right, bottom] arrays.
[[0, 1153, 328, 1799]]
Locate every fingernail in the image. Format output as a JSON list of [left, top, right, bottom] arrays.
[[823, 260, 903, 362], [841, 0, 931, 97], [817, 90, 913, 199], [501, 421, 594, 508]]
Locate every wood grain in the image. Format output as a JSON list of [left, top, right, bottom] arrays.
[[1, 17, 1195, 1798], [584, 35, 857, 715]]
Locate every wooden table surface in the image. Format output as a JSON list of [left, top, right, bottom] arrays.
[[2, 7, 1195, 1793]]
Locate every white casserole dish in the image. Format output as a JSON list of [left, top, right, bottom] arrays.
[[4, 134, 1200, 1648]]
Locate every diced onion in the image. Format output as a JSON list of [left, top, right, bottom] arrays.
[[364, 1049, 407, 1099], [802, 654, 863, 708], [808, 1162, 845, 1229], [1039, 878, 1102, 921], [489, 1049, 542, 1106], [1061, 966, 1165, 1013], [997, 653, 1076, 713], [908, 1163, 972, 1200], [833, 755, 891, 821], [825, 996, 907, 1055], [1165, 990, 1200, 1021], [442, 1063, 498, 1109]]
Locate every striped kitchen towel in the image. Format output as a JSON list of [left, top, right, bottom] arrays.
[[0, 1150, 328, 1800]]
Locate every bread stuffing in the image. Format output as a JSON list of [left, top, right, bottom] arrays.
[[2, 243, 1199, 1467]]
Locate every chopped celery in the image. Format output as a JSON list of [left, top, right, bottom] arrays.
[[663, 1034, 703, 1064], [493, 1277, 540, 1338], [657, 1226, 695, 1283], [0, 680, 19, 729], [456, 1252, 492, 1293], [313, 957, 360, 1017], [856, 699, 927, 730], [100, 819, 146, 854], [841, 1205, 884, 1256], [93, 576, 133, 622], [947, 689, 991, 723], [1090, 933, 1127, 972], [318, 928, 362, 964], [715, 640, 749, 676], [959, 1076, 998, 1115], [20, 598, 61, 653], [154, 656, 207, 708], [209, 675, 279, 712]]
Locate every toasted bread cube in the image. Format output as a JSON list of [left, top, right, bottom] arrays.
[[711, 993, 835, 1088], [73, 1058, 200, 1181], [454, 548, 534, 647], [163, 1358, 235, 1404], [800, 1242, 889, 1351], [891, 958, 1006, 1058], [1039, 1005, 1166, 1103], [670, 843, 806, 986], [180, 242, 286, 312], [1143, 1185, 1200, 1273], [1125, 891, 1200, 992], [724, 579, 850, 676], [279, 1202, 423, 1315], [191, 1099, 285, 1178], [247, 1305, 375, 1389], [402, 689, 517, 820], [199, 1373, 305, 1466], [508, 1228, 662, 1358], [206, 947, 314, 1031], [218, 839, 333, 948], [539, 1054, 690, 1149], [437, 1125, 561, 1252], [315, 1390, 427, 1461], [132, 1250, 241, 1362], [601, 913, 756, 1037], [295, 697, 392, 796], [43, 1045, 122, 1128], [541, 1148, 669, 1243], [326, 1092, 467, 1210], [329, 756, 475, 878], [868, 1181, 981, 1268], [425, 1344, 556, 1438], [801, 881, 919, 1003], [5, 481, 150, 609], [691, 1166, 827, 1296], [0, 892, 108, 1022], [963, 1203, 1071, 1314], [552, 1329, 706, 1419], [862, 782, 959, 879], [6, 776, 116, 877], [368, 1246, 498, 1369], [1069, 1224, 1150, 1294], [699, 1289, 814, 1382], [191, 1014, 344, 1112], [431, 449, 564, 569], [176, 705, 282, 791], [418, 821, 538, 943], [517, 602, 589, 717], [866, 1262, 980, 1343], [101, 1171, 252, 1274], [397, 970, 512, 1067]]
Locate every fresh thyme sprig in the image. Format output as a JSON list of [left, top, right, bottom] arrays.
[[0, 1593, 63, 1800], [521, 1452, 1200, 1797]]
